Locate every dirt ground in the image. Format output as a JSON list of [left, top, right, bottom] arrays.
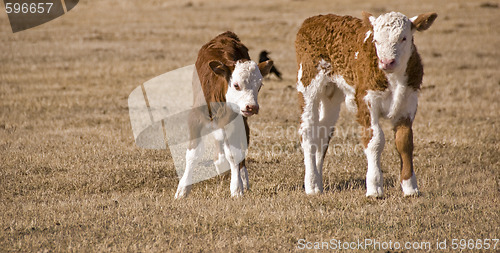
[[1, 0, 499, 251]]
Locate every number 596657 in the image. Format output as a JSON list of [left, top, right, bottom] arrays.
[[5, 2, 54, 14]]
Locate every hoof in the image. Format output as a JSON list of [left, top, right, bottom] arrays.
[[366, 187, 384, 198], [231, 189, 243, 198], [401, 175, 419, 197], [305, 185, 323, 195], [402, 188, 420, 197], [174, 185, 192, 199]]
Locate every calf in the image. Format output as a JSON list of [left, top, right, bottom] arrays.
[[175, 31, 273, 198], [295, 12, 437, 197]]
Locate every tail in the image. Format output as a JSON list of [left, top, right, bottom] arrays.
[[271, 66, 282, 79]]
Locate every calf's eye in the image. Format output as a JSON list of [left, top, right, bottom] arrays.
[[233, 83, 240, 90]]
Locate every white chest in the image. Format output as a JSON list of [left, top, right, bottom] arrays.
[[365, 82, 419, 123]]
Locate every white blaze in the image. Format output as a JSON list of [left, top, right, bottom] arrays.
[[226, 61, 263, 115], [369, 12, 414, 73]]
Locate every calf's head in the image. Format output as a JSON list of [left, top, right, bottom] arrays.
[[209, 60, 273, 117], [364, 11, 437, 73]]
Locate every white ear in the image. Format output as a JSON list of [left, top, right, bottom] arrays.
[[410, 16, 418, 33], [369, 16, 377, 26]]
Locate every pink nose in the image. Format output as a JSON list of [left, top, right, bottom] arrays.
[[245, 104, 259, 114], [380, 59, 396, 70]]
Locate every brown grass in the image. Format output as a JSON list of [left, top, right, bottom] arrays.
[[1, 0, 499, 251]]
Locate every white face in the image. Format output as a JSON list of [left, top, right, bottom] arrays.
[[226, 61, 263, 117], [370, 12, 414, 73]]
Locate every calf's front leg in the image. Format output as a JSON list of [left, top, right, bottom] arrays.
[[394, 117, 419, 196], [363, 124, 385, 198], [221, 130, 244, 197], [175, 138, 203, 199], [239, 159, 249, 190], [239, 118, 250, 190]]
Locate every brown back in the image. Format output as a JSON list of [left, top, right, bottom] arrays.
[[194, 31, 251, 109]]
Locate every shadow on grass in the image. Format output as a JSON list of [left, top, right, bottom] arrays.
[[323, 175, 397, 193]]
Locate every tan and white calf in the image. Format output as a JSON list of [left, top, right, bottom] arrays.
[[175, 31, 273, 198], [295, 12, 437, 197]]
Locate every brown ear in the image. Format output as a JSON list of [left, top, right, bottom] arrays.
[[258, 60, 273, 77], [209, 60, 230, 78], [411, 12, 438, 32], [362, 11, 374, 27]]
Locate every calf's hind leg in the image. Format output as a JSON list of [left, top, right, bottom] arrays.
[[299, 92, 322, 194], [299, 80, 341, 194]]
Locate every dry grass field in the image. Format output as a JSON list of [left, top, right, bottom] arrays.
[[1, 0, 499, 251]]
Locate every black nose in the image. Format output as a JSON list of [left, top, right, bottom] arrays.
[[246, 104, 259, 114]]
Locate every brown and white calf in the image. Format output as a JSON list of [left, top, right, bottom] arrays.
[[175, 31, 273, 198], [295, 12, 437, 197]]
